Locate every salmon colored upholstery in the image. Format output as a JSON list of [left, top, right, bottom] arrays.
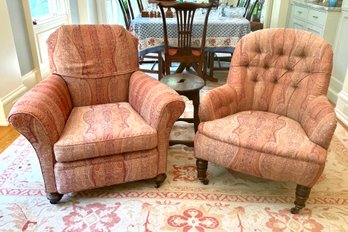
[[8, 25, 185, 200], [195, 29, 336, 190]]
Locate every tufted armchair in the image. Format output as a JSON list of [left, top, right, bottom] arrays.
[[8, 25, 185, 204], [194, 29, 337, 214]]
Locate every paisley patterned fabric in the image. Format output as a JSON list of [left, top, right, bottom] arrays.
[[195, 28, 336, 188], [198, 111, 327, 164], [195, 133, 324, 187], [8, 76, 72, 193], [54, 149, 158, 193], [54, 103, 158, 162], [195, 111, 327, 187], [227, 28, 333, 118], [9, 25, 185, 196], [47, 25, 139, 106], [129, 71, 185, 174]]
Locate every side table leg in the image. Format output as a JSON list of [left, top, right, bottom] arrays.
[[193, 92, 200, 133]]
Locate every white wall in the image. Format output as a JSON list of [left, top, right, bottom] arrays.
[[0, 1, 27, 125], [7, 0, 34, 75], [77, 0, 98, 24], [270, 0, 290, 28]]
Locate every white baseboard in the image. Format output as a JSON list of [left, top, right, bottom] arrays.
[[0, 84, 27, 126], [21, 69, 39, 89], [328, 75, 344, 104], [41, 65, 50, 80], [0, 102, 9, 126], [0, 69, 39, 126], [335, 91, 348, 127], [328, 88, 338, 103], [336, 108, 348, 126]]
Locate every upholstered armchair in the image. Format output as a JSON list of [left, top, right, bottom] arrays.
[[8, 25, 185, 204], [194, 28, 337, 214]]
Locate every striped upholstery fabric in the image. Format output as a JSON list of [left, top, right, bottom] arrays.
[[195, 29, 336, 188], [9, 25, 185, 198], [47, 25, 139, 106]]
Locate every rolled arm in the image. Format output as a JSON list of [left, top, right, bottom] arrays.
[[199, 84, 239, 122], [129, 71, 185, 174], [300, 95, 337, 149], [8, 75, 72, 193], [129, 71, 185, 130]]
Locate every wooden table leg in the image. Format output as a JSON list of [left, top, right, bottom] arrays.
[[192, 91, 200, 133], [176, 63, 186, 73], [205, 52, 218, 82], [209, 52, 214, 77]]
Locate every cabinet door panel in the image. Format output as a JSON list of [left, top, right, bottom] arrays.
[[308, 9, 327, 26], [306, 23, 324, 36], [293, 5, 308, 21], [292, 19, 306, 30]]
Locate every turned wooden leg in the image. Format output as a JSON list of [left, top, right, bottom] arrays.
[[47, 192, 63, 204], [154, 173, 167, 188], [192, 93, 200, 133], [291, 184, 311, 214], [165, 62, 171, 75], [158, 52, 163, 81], [196, 159, 209, 185]]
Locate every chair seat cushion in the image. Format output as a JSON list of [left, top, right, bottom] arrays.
[[168, 48, 201, 57], [54, 102, 157, 162], [197, 111, 326, 164]]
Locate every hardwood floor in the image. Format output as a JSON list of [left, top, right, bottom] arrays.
[[0, 126, 19, 153]]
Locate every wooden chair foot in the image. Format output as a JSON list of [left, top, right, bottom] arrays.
[[47, 192, 63, 204], [154, 173, 167, 188], [196, 159, 209, 185], [291, 184, 311, 214]]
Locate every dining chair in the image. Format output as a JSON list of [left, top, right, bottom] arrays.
[[158, 1, 213, 80], [136, 0, 144, 13], [195, 28, 336, 214], [247, 0, 264, 32], [245, 0, 258, 20], [237, 0, 250, 8], [118, 0, 164, 80], [208, 0, 261, 78]]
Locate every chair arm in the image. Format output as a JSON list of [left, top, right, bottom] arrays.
[[129, 71, 185, 174], [300, 95, 337, 149], [129, 71, 185, 130], [8, 75, 72, 193], [199, 84, 239, 122]]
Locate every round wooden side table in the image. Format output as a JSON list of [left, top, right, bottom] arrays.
[[160, 73, 205, 146]]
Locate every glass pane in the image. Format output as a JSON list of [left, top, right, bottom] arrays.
[[29, 0, 49, 18]]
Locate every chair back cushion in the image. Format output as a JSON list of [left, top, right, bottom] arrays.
[[228, 28, 333, 121], [47, 25, 139, 106]]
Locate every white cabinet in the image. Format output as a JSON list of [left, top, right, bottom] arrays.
[[286, 1, 341, 45], [330, 9, 348, 102], [292, 19, 306, 30], [344, 0, 348, 9], [293, 5, 308, 21]]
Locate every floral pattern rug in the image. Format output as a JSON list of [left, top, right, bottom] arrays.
[[0, 123, 347, 231], [1, 71, 348, 231]]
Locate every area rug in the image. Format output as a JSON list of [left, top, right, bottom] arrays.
[[0, 121, 348, 231], [1, 70, 348, 231]]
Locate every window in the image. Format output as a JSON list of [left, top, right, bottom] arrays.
[[105, 0, 124, 24], [29, 0, 66, 21]]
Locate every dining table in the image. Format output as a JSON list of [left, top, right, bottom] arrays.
[[130, 9, 251, 79], [131, 9, 250, 54]]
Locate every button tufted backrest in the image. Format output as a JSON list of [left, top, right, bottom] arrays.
[[228, 28, 333, 122], [47, 25, 139, 107]]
